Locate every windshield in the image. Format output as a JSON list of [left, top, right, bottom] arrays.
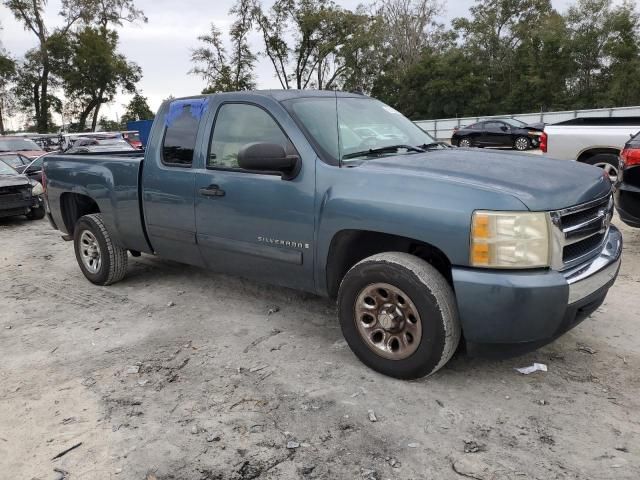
[[500, 118, 527, 128], [0, 154, 26, 168], [0, 138, 41, 152], [0, 160, 17, 175], [285, 97, 436, 164]]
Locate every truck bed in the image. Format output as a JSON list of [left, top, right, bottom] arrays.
[[44, 152, 151, 254]]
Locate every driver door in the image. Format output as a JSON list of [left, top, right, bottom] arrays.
[[194, 99, 316, 292]]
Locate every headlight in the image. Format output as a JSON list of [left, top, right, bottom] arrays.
[[31, 182, 44, 196], [470, 211, 549, 268]]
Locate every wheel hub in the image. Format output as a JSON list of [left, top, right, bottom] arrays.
[[378, 304, 404, 331], [79, 230, 102, 274], [354, 283, 422, 360]]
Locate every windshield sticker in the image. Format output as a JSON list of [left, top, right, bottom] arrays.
[[165, 98, 210, 127]]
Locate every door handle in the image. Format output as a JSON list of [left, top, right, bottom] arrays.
[[199, 184, 225, 197]]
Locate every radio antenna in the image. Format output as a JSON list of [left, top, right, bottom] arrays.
[[335, 87, 341, 167]]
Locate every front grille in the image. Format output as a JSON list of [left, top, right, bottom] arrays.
[[552, 194, 613, 269], [562, 233, 606, 263]]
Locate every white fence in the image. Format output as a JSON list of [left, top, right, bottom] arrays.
[[415, 106, 640, 141]]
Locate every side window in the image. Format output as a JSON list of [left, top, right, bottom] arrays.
[[162, 99, 207, 167], [209, 103, 292, 169]]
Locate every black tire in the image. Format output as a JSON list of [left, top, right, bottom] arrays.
[[514, 136, 531, 151], [583, 153, 619, 182], [73, 213, 128, 285], [337, 252, 461, 379], [26, 205, 45, 220]]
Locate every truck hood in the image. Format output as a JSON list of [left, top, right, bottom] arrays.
[[0, 174, 30, 188], [362, 148, 611, 211]]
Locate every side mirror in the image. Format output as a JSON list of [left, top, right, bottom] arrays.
[[500, 126, 509, 132], [237, 142, 300, 180]]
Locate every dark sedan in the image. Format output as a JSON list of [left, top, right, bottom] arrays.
[[615, 131, 640, 227], [451, 118, 544, 151]]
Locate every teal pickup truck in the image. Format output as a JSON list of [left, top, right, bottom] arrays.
[[43, 91, 622, 379]]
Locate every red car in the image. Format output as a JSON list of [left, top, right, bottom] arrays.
[[0, 136, 47, 160], [121, 131, 143, 149]]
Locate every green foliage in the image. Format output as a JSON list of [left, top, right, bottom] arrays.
[[374, 0, 640, 118], [4, 0, 145, 132], [121, 92, 154, 125], [57, 26, 141, 130]]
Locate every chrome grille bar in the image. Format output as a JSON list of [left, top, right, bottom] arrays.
[[549, 194, 613, 270]]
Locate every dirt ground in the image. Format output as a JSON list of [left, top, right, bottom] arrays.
[[1, 215, 639, 480]]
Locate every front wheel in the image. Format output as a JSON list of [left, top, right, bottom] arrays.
[[514, 136, 531, 151], [337, 252, 461, 379], [26, 205, 45, 220], [73, 213, 128, 285], [458, 138, 472, 148]]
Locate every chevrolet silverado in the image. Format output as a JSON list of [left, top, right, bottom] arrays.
[[42, 91, 622, 379]]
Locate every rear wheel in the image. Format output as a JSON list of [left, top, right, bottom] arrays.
[[337, 252, 461, 379], [514, 136, 530, 151], [583, 153, 619, 183], [73, 213, 128, 285]]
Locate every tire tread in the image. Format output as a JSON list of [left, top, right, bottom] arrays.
[[80, 213, 128, 285]]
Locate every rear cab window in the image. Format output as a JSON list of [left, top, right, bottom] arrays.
[[162, 98, 209, 167]]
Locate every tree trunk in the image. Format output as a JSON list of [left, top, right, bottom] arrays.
[[39, 62, 49, 132], [0, 102, 5, 135], [33, 82, 41, 128], [91, 100, 102, 131], [78, 101, 97, 132]]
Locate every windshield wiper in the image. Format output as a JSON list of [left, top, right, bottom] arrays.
[[418, 142, 451, 150], [342, 144, 424, 160]]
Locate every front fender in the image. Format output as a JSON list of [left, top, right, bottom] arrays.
[[313, 161, 527, 295]]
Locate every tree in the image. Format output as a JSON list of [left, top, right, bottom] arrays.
[[566, 0, 640, 108], [58, 26, 141, 131], [190, 0, 256, 94], [378, 0, 443, 73], [229, 0, 257, 90], [190, 24, 236, 93], [3, 0, 95, 132], [601, 0, 640, 106], [0, 44, 16, 134], [4, 0, 146, 132], [121, 92, 154, 125]]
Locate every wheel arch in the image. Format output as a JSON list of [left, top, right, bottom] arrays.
[[325, 229, 453, 299], [60, 192, 100, 234], [576, 147, 621, 163]]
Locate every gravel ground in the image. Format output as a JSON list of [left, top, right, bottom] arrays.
[[0, 215, 639, 480]]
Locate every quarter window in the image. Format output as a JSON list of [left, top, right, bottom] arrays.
[[209, 103, 292, 169]]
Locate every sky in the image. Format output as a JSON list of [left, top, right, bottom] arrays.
[[0, 0, 579, 129]]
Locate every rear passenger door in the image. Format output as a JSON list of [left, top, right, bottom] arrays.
[[142, 98, 210, 267], [193, 97, 316, 291]]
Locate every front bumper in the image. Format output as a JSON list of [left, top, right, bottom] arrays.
[[452, 226, 622, 357], [0, 191, 40, 218]]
